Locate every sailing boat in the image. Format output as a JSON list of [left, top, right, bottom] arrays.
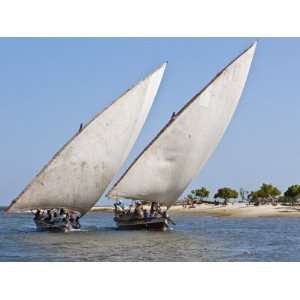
[[107, 43, 257, 230], [6, 63, 167, 232]]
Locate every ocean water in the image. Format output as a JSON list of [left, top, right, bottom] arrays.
[[1, 207, 300, 261]]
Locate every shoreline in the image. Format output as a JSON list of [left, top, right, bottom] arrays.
[[90, 203, 300, 218]]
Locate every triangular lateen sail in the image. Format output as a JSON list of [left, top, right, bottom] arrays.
[[107, 43, 256, 207], [6, 63, 167, 214]]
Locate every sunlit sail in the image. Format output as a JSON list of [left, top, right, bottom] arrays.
[[6, 63, 167, 231]]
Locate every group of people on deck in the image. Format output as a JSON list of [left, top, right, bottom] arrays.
[[33, 208, 81, 229], [114, 200, 164, 219]]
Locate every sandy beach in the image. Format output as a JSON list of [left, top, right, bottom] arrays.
[[91, 203, 300, 218]]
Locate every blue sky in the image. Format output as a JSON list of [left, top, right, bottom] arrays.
[[0, 38, 299, 206]]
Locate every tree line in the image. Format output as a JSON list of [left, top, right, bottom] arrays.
[[184, 184, 300, 206]]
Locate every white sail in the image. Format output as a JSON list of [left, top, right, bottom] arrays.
[[107, 43, 256, 207], [6, 63, 167, 214]]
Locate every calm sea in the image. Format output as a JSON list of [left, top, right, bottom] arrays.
[[1, 207, 300, 261]]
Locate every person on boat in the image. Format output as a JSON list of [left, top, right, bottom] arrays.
[[58, 208, 66, 223], [62, 215, 67, 224], [150, 202, 160, 217], [67, 214, 80, 229], [162, 210, 168, 219], [66, 211, 79, 229], [52, 211, 59, 223], [53, 210, 57, 220], [40, 209, 47, 219], [34, 209, 41, 220], [69, 214, 74, 223], [126, 204, 133, 216], [143, 209, 149, 219], [117, 200, 127, 211], [114, 200, 125, 216], [157, 203, 162, 214], [134, 201, 144, 219], [59, 208, 67, 222], [44, 209, 52, 222], [65, 211, 72, 225], [50, 209, 57, 223], [74, 216, 81, 229], [150, 202, 156, 217]]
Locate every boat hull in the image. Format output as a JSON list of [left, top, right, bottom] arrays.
[[34, 219, 79, 233], [114, 216, 169, 231]]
